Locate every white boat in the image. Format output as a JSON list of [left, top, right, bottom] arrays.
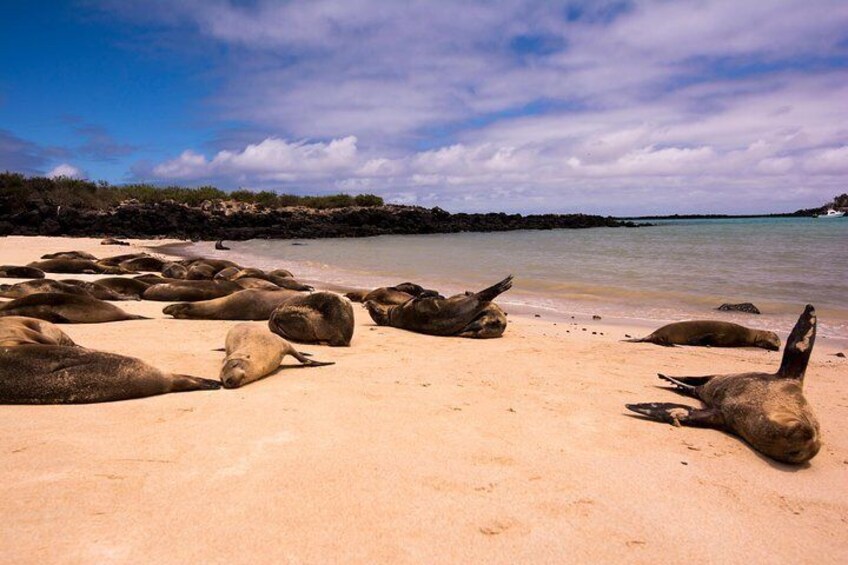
[[816, 208, 845, 218]]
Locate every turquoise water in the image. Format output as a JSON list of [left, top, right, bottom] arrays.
[[216, 217, 848, 340]]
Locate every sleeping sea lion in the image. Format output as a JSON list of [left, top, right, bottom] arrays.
[[91, 277, 151, 299], [163, 289, 299, 320], [41, 251, 98, 261], [27, 258, 126, 275], [0, 316, 77, 346], [119, 256, 167, 272], [233, 277, 284, 290], [179, 258, 240, 272], [626, 305, 821, 464], [218, 324, 333, 388], [161, 262, 189, 279], [1, 279, 95, 300], [269, 292, 354, 346], [455, 302, 508, 339], [213, 266, 240, 280], [269, 268, 294, 279], [0, 265, 46, 279], [186, 263, 217, 280], [0, 293, 148, 323], [625, 320, 780, 350], [59, 279, 138, 301], [98, 253, 150, 267], [0, 345, 219, 404], [142, 280, 242, 302], [365, 275, 513, 338]]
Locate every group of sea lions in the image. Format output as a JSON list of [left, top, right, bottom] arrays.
[[0, 247, 826, 465]]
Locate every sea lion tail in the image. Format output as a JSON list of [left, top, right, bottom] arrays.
[[170, 374, 222, 392], [474, 275, 514, 303], [625, 402, 721, 428], [778, 304, 817, 381]]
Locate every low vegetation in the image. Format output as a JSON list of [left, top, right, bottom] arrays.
[[0, 172, 384, 213]]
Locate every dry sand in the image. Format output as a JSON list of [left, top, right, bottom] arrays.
[[1, 236, 846, 564]]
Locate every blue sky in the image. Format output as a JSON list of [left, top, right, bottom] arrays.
[[1, 0, 846, 215]]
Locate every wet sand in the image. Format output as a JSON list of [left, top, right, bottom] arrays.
[[1, 236, 846, 563]]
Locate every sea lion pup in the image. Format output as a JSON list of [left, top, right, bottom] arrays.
[[163, 289, 299, 320], [91, 277, 151, 299], [26, 258, 126, 275], [0, 345, 220, 404], [58, 279, 137, 301], [0, 293, 148, 323], [0, 279, 95, 300], [626, 305, 821, 465], [365, 275, 513, 338], [269, 292, 354, 346], [0, 317, 77, 347], [625, 320, 780, 351], [142, 280, 242, 302], [0, 265, 47, 279], [119, 256, 167, 272], [218, 324, 333, 388], [41, 250, 98, 261], [161, 262, 189, 279]]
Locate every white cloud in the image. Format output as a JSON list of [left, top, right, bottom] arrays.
[[47, 163, 85, 179]]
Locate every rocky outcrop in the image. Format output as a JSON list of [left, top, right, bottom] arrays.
[[0, 200, 641, 240], [717, 303, 761, 315]]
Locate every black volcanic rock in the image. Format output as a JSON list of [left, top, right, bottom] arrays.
[[717, 302, 761, 315]]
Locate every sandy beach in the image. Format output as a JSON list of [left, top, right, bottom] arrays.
[[1, 235, 846, 564]]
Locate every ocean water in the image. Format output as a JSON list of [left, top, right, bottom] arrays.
[[213, 217, 848, 341]]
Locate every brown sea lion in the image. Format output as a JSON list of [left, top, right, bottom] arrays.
[[179, 258, 240, 272], [142, 280, 242, 302], [625, 320, 780, 350], [164, 289, 299, 320], [361, 287, 415, 306], [119, 256, 167, 272], [269, 292, 354, 346], [98, 253, 150, 267], [0, 345, 219, 404], [161, 262, 189, 279], [213, 266, 241, 280], [41, 251, 98, 261], [456, 302, 508, 339], [100, 237, 130, 246], [0, 293, 148, 323], [0, 317, 77, 347], [1, 279, 95, 300], [91, 277, 151, 299], [218, 324, 333, 388], [58, 279, 137, 301], [0, 265, 47, 279], [269, 268, 293, 279], [186, 263, 217, 280], [27, 258, 126, 275], [365, 275, 513, 338], [233, 277, 284, 290], [346, 282, 442, 304], [627, 305, 821, 464]]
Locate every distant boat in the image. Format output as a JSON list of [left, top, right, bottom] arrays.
[[816, 208, 845, 218]]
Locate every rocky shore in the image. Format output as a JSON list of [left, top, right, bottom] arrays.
[[0, 199, 640, 240]]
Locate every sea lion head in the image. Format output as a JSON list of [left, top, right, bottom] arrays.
[[758, 409, 821, 464], [364, 300, 391, 326], [220, 357, 249, 389], [163, 303, 193, 319], [755, 330, 781, 351]]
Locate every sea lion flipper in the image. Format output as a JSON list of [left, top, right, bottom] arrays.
[[473, 275, 513, 303], [625, 403, 722, 428], [778, 304, 817, 381], [657, 373, 712, 397], [170, 374, 222, 392], [290, 350, 334, 367]]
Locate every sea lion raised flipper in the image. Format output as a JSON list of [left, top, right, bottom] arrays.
[[473, 275, 513, 303], [778, 304, 816, 380], [625, 403, 723, 428]]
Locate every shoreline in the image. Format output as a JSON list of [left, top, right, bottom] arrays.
[[1, 235, 846, 563]]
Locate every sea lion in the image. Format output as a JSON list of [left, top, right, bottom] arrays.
[[391, 282, 442, 297], [179, 258, 240, 272], [91, 277, 151, 299], [0, 265, 47, 279], [360, 287, 415, 306], [455, 302, 508, 339], [344, 289, 370, 302], [269, 292, 354, 346], [626, 305, 821, 464], [164, 289, 299, 320], [142, 280, 242, 302], [161, 262, 189, 279], [27, 258, 126, 275], [213, 266, 241, 280], [0, 345, 219, 404], [58, 279, 137, 301], [1, 279, 95, 300], [269, 276, 313, 292], [346, 282, 442, 304], [0, 316, 77, 346], [233, 277, 284, 290], [625, 320, 780, 350], [119, 256, 167, 272], [0, 293, 148, 323], [218, 324, 333, 388], [186, 263, 217, 280], [269, 268, 294, 279], [365, 275, 513, 338], [98, 253, 149, 267], [101, 237, 130, 246], [41, 250, 98, 261]]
